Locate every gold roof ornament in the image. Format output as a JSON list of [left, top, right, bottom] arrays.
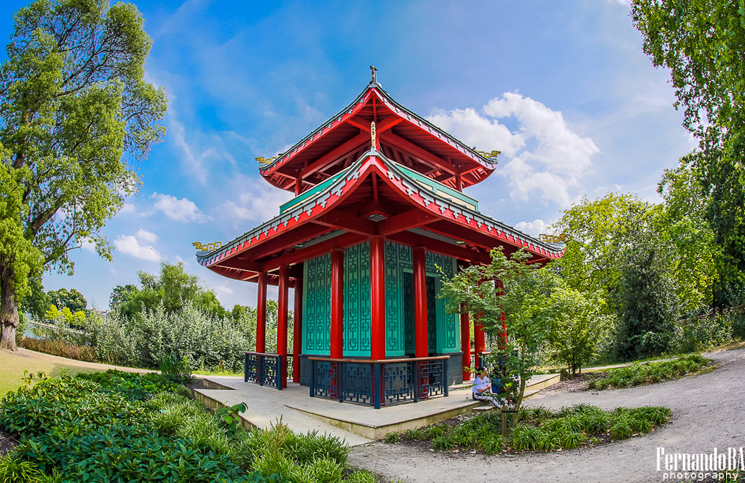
[[256, 156, 278, 166], [370, 65, 378, 83], [193, 241, 222, 251], [475, 149, 501, 160], [538, 233, 569, 243]]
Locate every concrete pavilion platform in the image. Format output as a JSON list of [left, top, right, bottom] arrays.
[[193, 373, 560, 446]]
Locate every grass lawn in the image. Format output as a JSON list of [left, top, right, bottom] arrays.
[[0, 348, 102, 399]]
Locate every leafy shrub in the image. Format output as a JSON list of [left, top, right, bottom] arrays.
[[0, 453, 61, 483], [511, 425, 541, 451], [559, 430, 585, 450], [344, 470, 378, 483], [609, 417, 634, 440], [1, 370, 357, 483], [384, 432, 400, 444], [20, 337, 97, 362], [478, 434, 504, 455], [159, 354, 195, 385], [587, 355, 709, 390]]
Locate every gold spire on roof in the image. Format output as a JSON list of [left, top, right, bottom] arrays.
[[370, 65, 378, 83]]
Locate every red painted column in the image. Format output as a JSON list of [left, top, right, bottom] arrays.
[[474, 317, 486, 367], [293, 280, 303, 383], [330, 248, 344, 359], [413, 247, 428, 358], [256, 272, 267, 353], [370, 236, 386, 361], [460, 307, 471, 381], [277, 266, 289, 388]]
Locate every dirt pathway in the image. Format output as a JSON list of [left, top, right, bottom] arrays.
[[349, 348, 745, 483]]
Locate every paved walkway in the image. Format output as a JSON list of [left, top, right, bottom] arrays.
[[196, 377, 486, 446], [348, 348, 745, 483], [195, 373, 560, 445]]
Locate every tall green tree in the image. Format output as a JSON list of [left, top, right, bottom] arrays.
[[48, 287, 86, 312], [441, 248, 561, 422], [632, 0, 745, 306], [110, 262, 227, 320], [0, 0, 166, 350]]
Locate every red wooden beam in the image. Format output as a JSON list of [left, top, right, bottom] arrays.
[[316, 211, 377, 236], [330, 248, 344, 359], [256, 272, 267, 353], [299, 132, 369, 179], [413, 246, 428, 358], [248, 223, 333, 262], [215, 258, 263, 272], [381, 132, 456, 175], [377, 209, 436, 237], [347, 115, 403, 134], [263, 232, 368, 272], [370, 236, 386, 360], [386, 231, 492, 265], [460, 309, 471, 381], [277, 266, 289, 387]]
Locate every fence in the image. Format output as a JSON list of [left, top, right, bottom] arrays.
[[309, 356, 450, 409]]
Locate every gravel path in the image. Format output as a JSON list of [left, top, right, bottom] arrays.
[[349, 348, 745, 483]]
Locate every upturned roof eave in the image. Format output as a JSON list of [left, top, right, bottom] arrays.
[[259, 82, 496, 181], [198, 151, 564, 270]]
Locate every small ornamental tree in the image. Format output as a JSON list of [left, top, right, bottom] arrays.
[[0, 0, 167, 350], [548, 286, 610, 375], [441, 248, 561, 424]]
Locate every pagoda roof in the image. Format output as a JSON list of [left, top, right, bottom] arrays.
[[198, 151, 564, 283], [259, 82, 498, 194]]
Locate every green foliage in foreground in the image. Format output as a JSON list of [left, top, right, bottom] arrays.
[[587, 354, 710, 390], [388, 404, 671, 454], [0, 371, 373, 483]]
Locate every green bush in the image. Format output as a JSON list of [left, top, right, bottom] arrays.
[[0, 370, 359, 483], [384, 432, 400, 444], [511, 425, 541, 451], [588, 355, 709, 390]]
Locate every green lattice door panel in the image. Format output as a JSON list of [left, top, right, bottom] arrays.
[[385, 241, 460, 356], [302, 254, 331, 355], [426, 276, 437, 353], [404, 272, 414, 355], [344, 242, 371, 357]]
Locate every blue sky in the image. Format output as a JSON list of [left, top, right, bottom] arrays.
[[0, 0, 691, 311]]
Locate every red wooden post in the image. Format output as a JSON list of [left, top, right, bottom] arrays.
[[370, 236, 386, 360], [460, 308, 471, 381], [413, 246, 428, 358], [293, 279, 303, 383], [256, 272, 267, 353], [294, 177, 302, 196], [330, 248, 344, 359], [277, 266, 289, 388], [474, 319, 486, 364]]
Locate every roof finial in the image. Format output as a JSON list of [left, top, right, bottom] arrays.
[[370, 65, 378, 84]]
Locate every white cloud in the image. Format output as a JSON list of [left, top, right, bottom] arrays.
[[120, 203, 136, 214], [151, 192, 208, 223], [215, 285, 234, 296], [135, 229, 159, 243], [114, 235, 161, 262], [428, 92, 599, 207], [219, 180, 293, 224], [80, 238, 96, 253], [514, 219, 548, 238]]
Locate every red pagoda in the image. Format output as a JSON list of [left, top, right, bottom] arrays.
[[196, 72, 565, 408]]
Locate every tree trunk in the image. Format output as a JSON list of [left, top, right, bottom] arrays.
[[0, 266, 19, 351]]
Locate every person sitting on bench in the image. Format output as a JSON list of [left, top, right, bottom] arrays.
[[472, 366, 505, 408]]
